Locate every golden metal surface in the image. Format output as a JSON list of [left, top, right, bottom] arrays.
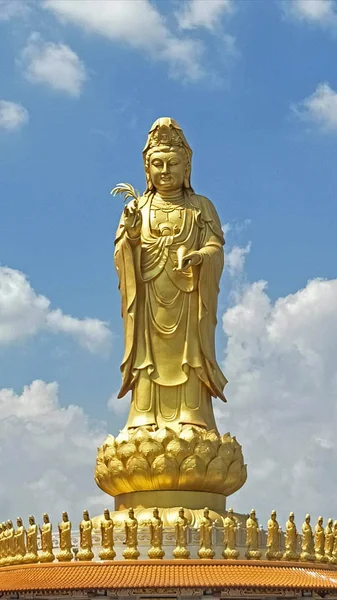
[[301, 514, 315, 562], [266, 510, 282, 560], [245, 509, 261, 560], [77, 510, 94, 562], [173, 508, 190, 559], [123, 509, 140, 560], [325, 518, 334, 563], [112, 117, 228, 433], [95, 426, 246, 498], [315, 516, 327, 563], [56, 512, 73, 562], [198, 508, 214, 559], [99, 509, 116, 561], [223, 508, 239, 559], [148, 508, 165, 559], [39, 513, 55, 563], [283, 512, 299, 561], [24, 516, 38, 564]]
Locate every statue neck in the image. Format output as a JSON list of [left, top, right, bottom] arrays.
[[155, 189, 184, 202]]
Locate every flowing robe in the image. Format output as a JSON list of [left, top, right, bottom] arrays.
[[114, 192, 227, 431]]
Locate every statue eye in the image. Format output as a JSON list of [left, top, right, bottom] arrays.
[[152, 160, 162, 167]]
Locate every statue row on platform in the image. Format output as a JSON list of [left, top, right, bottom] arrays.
[[1, 508, 337, 565]]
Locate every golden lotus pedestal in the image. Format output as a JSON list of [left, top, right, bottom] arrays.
[[94, 425, 247, 529]]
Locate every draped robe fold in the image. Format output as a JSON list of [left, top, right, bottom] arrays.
[[114, 192, 227, 432]]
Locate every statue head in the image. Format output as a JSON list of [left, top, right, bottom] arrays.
[[128, 508, 134, 518], [43, 513, 49, 524], [29, 515, 35, 525], [179, 507, 185, 518], [62, 511, 69, 522], [203, 507, 209, 517], [250, 509, 256, 519], [6, 520, 12, 529], [227, 508, 234, 518], [289, 512, 295, 522], [83, 510, 89, 521], [17, 517, 22, 527], [104, 508, 110, 520], [153, 507, 159, 518], [318, 516, 323, 526], [143, 117, 193, 195], [328, 518, 333, 527], [334, 521, 337, 530], [305, 514, 311, 524], [271, 510, 277, 521]]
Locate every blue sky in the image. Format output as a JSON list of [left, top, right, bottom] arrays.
[[1, 0, 337, 523]]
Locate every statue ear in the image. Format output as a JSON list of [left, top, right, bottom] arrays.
[[184, 175, 190, 189], [146, 172, 154, 191]]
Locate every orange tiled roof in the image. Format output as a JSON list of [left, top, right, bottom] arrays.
[[1, 561, 337, 594]]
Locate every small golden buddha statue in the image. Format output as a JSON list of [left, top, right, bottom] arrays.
[[300, 514, 315, 562], [78, 510, 94, 561], [283, 512, 299, 561], [57, 511, 73, 562], [5, 521, 15, 565], [14, 517, 26, 564], [39, 513, 55, 563], [223, 508, 239, 559], [266, 510, 282, 560], [245, 509, 261, 560], [324, 518, 334, 563], [24, 515, 38, 563], [198, 507, 214, 559], [1, 522, 8, 566], [148, 507, 164, 559], [314, 516, 326, 563], [173, 507, 190, 559], [99, 509, 116, 561], [123, 508, 140, 560], [331, 521, 337, 565], [0, 524, 4, 566]]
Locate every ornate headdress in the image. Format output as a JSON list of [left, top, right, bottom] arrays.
[[143, 117, 193, 193]]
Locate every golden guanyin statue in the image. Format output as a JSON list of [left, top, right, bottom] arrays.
[[266, 510, 282, 560], [173, 507, 190, 559], [24, 516, 38, 564], [123, 508, 140, 560], [324, 518, 334, 563], [223, 508, 239, 559], [0, 523, 4, 566], [78, 510, 94, 561], [314, 516, 326, 563], [14, 518, 26, 564], [57, 512, 73, 562], [39, 513, 55, 563], [283, 512, 299, 561], [148, 508, 164, 559], [300, 514, 315, 562], [95, 118, 247, 526], [245, 509, 261, 560], [114, 117, 227, 433], [99, 509, 116, 561], [198, 507, 214, 559]]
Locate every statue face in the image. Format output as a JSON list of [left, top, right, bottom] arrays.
[[149, 150, 186, 193], [104, 509, 110, 519], [63, 512, 68, 522]]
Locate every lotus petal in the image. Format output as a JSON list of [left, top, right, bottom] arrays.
[[166, 438, 191, 465], [153, 427, 177, 447], [116, 441, 137, 462], [151, 454, 179, 489], [194, 440, 217, 466], [179, 455, 206, 489], [138, 439, 164, 465]]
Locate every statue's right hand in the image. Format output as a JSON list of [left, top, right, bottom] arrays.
[[124, 200, 142, 238]]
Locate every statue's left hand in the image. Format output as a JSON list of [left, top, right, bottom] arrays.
[[181, 251, 202, 268]]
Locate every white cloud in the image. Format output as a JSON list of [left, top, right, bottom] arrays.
[[292, 83, 337, 132], [0, 100, 29, 131], [19, 32, 87, 97], [0, 267, 111, 353], [176, 0, 232, 31], [43, 0, 204, 81], [217, 276, 337, 523], [0, 0, 29, 20], [0, 379, 107, 520], [225, 242, 251, 276], [286, 0, 337, 25], [107, 390, 130, 416]]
